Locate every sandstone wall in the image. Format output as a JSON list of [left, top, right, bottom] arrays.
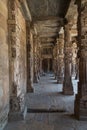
[[0, 0, 9, 129]]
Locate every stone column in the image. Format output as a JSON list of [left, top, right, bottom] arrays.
[[71, 42, 77, 78], [57, 35, 64, 84], [75, 57, 79, 80], [74, 0, 87, 120], [26, 23, 34, 92], [53, 44, 58, 79], [37, 40, 41, 79], [40, 58, 43, 75], [33, 36, 39, 83], [47, 59, 50, 72], [8, 0, 27, 121], [39, 46, 42, 75], [63, 24, 74, 95]]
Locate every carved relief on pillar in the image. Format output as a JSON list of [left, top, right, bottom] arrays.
[[63, 24, 74, 95], [33, 35, 39, 83], [57, 34, 64, 84], [26, 22, 34, 92], [8, 0, 17, 107], [36, 38, 40, 79], [8, 0, 27, 120], [53, 44, 58, 79], [71, 41, 78, 77], [74, 0, 87, 120]]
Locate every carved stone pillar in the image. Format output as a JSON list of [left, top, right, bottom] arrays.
[[39, 46, 42, 75], [37, 40, 41, 79], [74, 0, 87, 120], [71, 42, 77, 78], [47, 59, 50, 72], [8, 0, 27, 121], [53, 44, 58, 79], [40, 58, 43, 75], [57, 34, 64, 84], [33, 36, 39, 83], [75, 58, 79, 80], [63, 24, 74, 95], [26, 23, 34, 92]]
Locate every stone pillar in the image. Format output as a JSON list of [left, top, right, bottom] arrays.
[[63, 24, 74, 95], [8, 0, 27, 121], [71, 42, 77, 78], [57, 34, 64, 84], [53, 44, 58, 79], [37, 40, 41, 79], [74, 0, 87, 120], [75, 58, 79, 80], [39, 46, 42, 75], [33, 36, 39, 83], [47, 59, 50, 72], [26, 23, 34, 92]]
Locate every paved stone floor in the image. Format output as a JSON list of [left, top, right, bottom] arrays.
[[4, 74, 87, 130]]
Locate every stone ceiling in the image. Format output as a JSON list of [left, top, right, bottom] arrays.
[[26, 0, 74, 46], [27, 0, 71, 19]]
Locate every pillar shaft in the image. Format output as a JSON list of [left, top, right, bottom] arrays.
[[57, 34, 64, 84], [8, 0, 27, 121], [33, 36, 39, 83], [63, 24, 74, 95], [53, 44, 58, 79], [26, 24, 34, 92], [74, 0, 87, 120]]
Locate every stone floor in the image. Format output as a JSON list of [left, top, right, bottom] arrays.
[[4, 74, 87, 130]]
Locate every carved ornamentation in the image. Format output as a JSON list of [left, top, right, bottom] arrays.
[[74, 0, 87, 120]]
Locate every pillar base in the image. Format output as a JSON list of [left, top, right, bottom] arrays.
[[57, 77, 63, 84], [63, 89, 74, 95], [38, 73, 40, 80], [63, 83, 74, 95], [27, 87, 34, 93], [33, 72, 39, 83], [8, 107, 27, 121], [74, 94, 87, 120], [34, 76, 39, 83], [27, 84, 34, 93]]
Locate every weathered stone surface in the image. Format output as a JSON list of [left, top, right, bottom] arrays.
[[8, 0, 27, 121], [33, 36, 41, 83], [63, 24, 74, 95], [0, 0, 9, 129], [4, 74, 87, 130], [74, 0, 87, 120], [27, 0, 71, 18], [26, 23, 34, 93], [26, 74, 77, 113], [56, 33, 64, 84]]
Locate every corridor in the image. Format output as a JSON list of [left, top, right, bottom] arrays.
[[4, 74, 87, 130], [27, 73, 77, 113], [1, 0, 87, 129]]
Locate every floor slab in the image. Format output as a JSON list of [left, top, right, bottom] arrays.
[[4, 74, 87, 130]]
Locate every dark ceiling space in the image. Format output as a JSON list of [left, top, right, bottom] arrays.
[[27, 0, 71, 19], [26, 0, 71, 46]]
